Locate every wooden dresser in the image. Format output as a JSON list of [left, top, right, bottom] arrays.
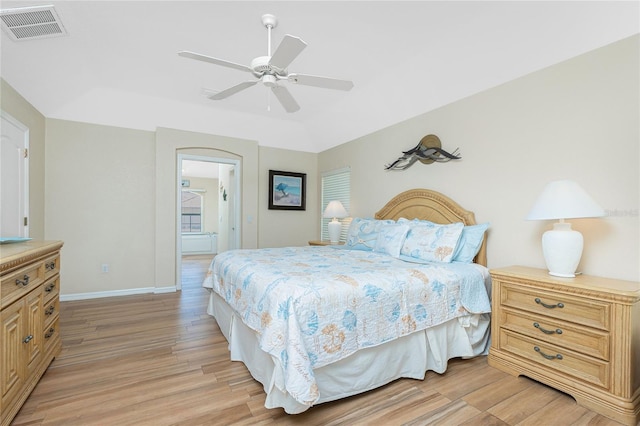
[[1, 240, 63, 426], [488, 266, 640, 425]]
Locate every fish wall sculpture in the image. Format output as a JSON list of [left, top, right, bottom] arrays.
[[385, 134, 461, 171]]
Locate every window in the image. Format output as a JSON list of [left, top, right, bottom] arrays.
[[321, 167, 351, 241], [181, 190, 203, 233]]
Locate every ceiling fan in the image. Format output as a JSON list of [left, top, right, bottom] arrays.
[[178, 14, 354, 113]]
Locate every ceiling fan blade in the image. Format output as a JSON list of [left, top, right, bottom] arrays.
[[269, 35, 307, 71], [178, 51, 253, 73], [271, 85, 300, 113], [288, 73, 354, 91], [209, 81, 258, 100]]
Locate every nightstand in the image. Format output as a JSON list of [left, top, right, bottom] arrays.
[[488, 266, 640, 425], [308, 240, 344, 246]]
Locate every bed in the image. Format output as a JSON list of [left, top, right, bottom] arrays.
[[202, 188, 491, 414]]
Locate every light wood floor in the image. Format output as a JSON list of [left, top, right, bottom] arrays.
[[11, 255, 623, 425]]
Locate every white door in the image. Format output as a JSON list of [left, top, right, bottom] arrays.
[[0, 112, 29, 238], [227, 166, 237, 250]]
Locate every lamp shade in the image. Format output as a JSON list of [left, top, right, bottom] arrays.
[[323, 200, 348, 219], [526, 179, 605, 220]]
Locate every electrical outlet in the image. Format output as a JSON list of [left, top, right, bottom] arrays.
[[101, 264, 109, 273]]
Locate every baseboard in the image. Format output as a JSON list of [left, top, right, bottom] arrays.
[[60, 286, 176, 301]]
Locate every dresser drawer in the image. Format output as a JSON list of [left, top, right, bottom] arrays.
[[1, 262, 45, 308], [42, 254, 60, 281], [43, 277, 60, 304], [43, 297, 59, 329], [499, 282, 610, 330], [499, 329, 610, 389], [500, 308, 609, 360], [43, 318, 59, 355]]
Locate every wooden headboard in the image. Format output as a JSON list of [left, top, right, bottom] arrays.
[[374, 188, 487, 266]]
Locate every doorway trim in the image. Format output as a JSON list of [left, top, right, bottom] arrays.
[[176, 153, 241, 290], [1, 110, 29, 237]]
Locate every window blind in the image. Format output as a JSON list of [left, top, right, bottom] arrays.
[[321, 167, 351, 242]]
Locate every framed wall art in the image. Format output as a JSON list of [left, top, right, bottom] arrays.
[[268, 170, 306, 210]]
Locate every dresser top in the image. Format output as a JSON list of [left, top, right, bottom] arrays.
[[490, 265, 640, 300], [0, 240, 64, 273]]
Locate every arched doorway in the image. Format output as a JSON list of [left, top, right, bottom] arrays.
[[176, 153, 241, 290]]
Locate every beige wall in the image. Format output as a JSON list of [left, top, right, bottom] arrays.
[[319, 35, 639, 281], [43, 123, 262, 297], [44, 119, 156, 295], [1, 78, 46, 240], [258, 146, 319, 248]]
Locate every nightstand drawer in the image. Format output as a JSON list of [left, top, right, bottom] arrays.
[[500, 308, 610, 360], [499, 329, 610, 389], [500, 282, 610, 330]]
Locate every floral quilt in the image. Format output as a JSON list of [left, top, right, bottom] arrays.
[[202, 246, 490, 407]]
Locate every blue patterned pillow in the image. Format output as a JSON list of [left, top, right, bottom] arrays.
[[400, 220, 464, 263], [452, 223, 489, 263], [373, 223, 410, 258], [345, 218, 395, 251]]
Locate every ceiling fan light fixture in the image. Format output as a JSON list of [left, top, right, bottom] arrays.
[[262, 75, 277, 88]]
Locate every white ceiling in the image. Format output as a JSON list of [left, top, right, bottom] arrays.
[[1, 1, 638, 153], [182, 159, 219, 179]]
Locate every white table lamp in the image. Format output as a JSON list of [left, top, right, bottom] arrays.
[[323, 200, 348, 244], [527, 179, 605, 277]]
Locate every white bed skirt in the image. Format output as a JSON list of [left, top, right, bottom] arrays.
[[207, 291, 491, 414]]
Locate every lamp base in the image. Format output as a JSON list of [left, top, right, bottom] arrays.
[[327, 219, 341, 244], [542, 222, 583, 278], [548, 271, 578, 278]]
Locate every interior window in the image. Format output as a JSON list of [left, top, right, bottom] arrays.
[[181, 190, 203, 233], [321, 167, 351, 241]]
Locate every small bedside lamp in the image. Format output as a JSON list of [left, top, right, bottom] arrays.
[[526, 179, 605, 277], [323, 200, 348, 244]]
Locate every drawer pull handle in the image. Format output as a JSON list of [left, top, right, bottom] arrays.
[[15, 275, 30, 286], [45, 283, 55, 293], [44, 327, 55, 339], [45, 305, 55, 316], [45, 261, 56, 271], [534, 346, 563, 360], [23, 334, 33, 344], [533, 322, 563, 335], [535, 298, 564, 309]]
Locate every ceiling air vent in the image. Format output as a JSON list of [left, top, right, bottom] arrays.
[[0, 5, 67, 41]]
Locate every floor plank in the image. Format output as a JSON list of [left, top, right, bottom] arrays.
[[10, 255, 625, 425]]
